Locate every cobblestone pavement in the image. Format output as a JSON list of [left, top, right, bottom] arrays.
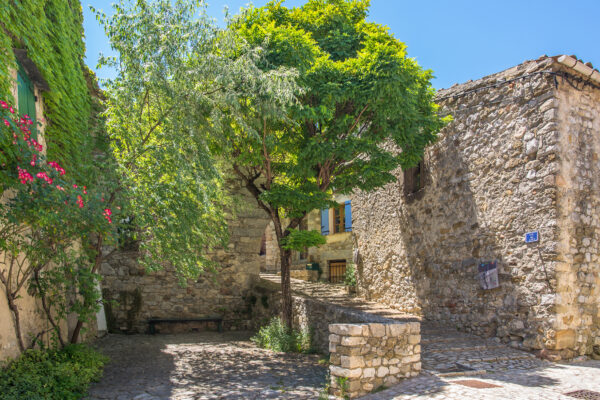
[[86, 331, 328, 400], [420, 324, 549, 376], [360, 360, 600, 399]]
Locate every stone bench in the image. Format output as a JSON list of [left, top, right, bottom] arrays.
[[147, 316, 223, 334]]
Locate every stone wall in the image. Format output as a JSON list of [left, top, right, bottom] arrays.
[[554, 73, 600, 358], [329, 322, 421, 398], [250, 278, 421, 397], [261, 222, 280, 273], [100, 178, 271, 333], [251, 278, 398, 352], [352, 56, 600, 359]]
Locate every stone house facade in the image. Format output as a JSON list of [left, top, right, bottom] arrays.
[[352, 55, 600, 360], [0, 60, 51, 360], [260, 194, 354, 283]]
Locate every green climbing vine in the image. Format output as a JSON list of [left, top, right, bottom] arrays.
[[0, 0, 92, 174]]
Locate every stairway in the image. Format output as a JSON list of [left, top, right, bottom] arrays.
[[421, 323, 549, 377]]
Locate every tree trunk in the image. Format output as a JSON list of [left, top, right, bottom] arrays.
[[279, 248, 293, 330], [33, 269, 65, 348], [70, 236, 104, 344], [6, 293, 25, 352]]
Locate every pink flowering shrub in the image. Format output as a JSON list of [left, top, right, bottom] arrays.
[[0, 100, 117, 352], [1, 100, 113, 225]]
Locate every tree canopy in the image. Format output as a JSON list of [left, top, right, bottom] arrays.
[[215, 0, 449, 326]]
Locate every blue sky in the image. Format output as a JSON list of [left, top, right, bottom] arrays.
[[83, 0, 600, 89]]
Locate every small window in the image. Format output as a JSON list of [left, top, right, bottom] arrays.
[[404, 160, 425, 195], [17, 63, 37, 132], [333, 204, 344, 234]]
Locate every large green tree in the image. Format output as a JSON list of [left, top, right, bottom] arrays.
[[218, 0, 449, 327], [93, 0, 298, 277]]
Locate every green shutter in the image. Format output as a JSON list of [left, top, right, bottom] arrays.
[[17, 64, 37, 132]]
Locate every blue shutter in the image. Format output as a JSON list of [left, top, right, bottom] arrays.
[[344, 201, 352, 232], [320, 209, 329, 235]]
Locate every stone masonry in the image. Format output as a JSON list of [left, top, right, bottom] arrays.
[[329, 322, 421, 398], [352, 55, 600, 360], [100, 177, 271, 333], [250, 276, 421, 397]]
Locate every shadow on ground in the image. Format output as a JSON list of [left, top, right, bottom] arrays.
[[86, 331, 327, 400]]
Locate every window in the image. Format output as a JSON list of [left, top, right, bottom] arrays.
[[321, 201, 352, 235], [404, 160, 425, 195], [333, 204, 344, 234], [17, 63, 37, 132]]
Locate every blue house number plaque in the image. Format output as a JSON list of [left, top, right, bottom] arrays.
[[525, 231, 539, 243]]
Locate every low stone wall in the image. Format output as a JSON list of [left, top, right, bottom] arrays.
[[251, 278, 405, 352], [329, 322, 421, 398], [250, 278, 421, 397]]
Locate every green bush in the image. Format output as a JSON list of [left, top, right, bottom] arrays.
[[344, 264, 357, 287], [252, 317, 312, 353], [0, 344, 108, 400]]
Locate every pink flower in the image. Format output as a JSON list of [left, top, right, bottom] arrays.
[[83, 186, 87, 194], [9, 107, 14, 114], [56, 185, 65, 191], [36, 171, 53, 184], [48, 161, 66, 176], [3, 119, 9, 127], [103, 208, 112, 223], [77, 195, 84, 208], [72, 184, 78, 189], [17, 167, 34, 184], [0, 101, 7, 108], [30, 154, 37, 167]]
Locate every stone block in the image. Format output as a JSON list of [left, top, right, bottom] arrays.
[[555, 329, 576, 350], [336, 345, 363, 356], [362, 367, 376, 378], [329, 342, 337, 353], [330, 366, 362, 379], [384, 375, 398, 386], [408, 322, 420, 334], [408, 334, 421, 345], [387, 323, 407, 336], [341, 355, 365, 369], [329, 333, 341, 344], [369, 323, 386, 337], [376, 366, 389, 377], [330, 324, 364, 336], [341, 336, 367, 346]]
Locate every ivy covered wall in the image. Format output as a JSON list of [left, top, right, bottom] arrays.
[[0, 0, 93, 171]]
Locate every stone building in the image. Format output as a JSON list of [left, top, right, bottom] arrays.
[[352, 55, 600, 359], [260, 194, 354, 283], [100, 178, 271, 333]]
